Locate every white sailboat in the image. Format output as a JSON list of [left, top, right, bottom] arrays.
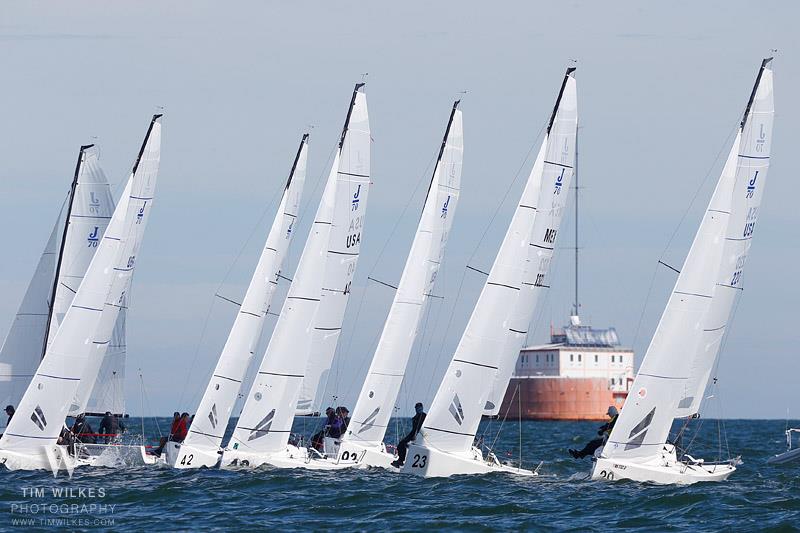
[[301, 101, 464, 469], [0, 144, 117, 431], [0, 115, 162, 471], [592, 58, 774, 484], [403, 67, 578, 478], [165, 134, 308, 469], [221, 84, 371, 469]]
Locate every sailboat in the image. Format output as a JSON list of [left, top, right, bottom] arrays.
[[592, 58, 774, 484], [296, 101, 463, 470], [220, 84, 371, 469], [0, 115, 162, 471], [403, 67, 578, 478], [0, 144, 119, 431], [165, 134, 308, 469]]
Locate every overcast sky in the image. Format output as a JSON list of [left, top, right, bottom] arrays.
[[1, 1, 797, 419]]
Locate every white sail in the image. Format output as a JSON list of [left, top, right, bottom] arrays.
[[296, 87, 373, 415], [228, 85, 370, 455], [485, 73, 578, 415], [343, 102, 463, 448], [182, 135, 308, 453], [604, 137, 738, 460], [419, 68, 577, 454], [0, 145, 116, 426], [84, 309, 126, 416], [71, 116, 162, 416], [46, 146, 116, 350], [0, 220, 59, 424], [0, 115, 162, 455], [676, 58, 774, 418]]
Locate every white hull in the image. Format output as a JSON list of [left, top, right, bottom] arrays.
[[0, 445, 87, 472], [591, 445, 736, 484], [400, 443, 535, 478], [220, 444, 352, 470], [164, 441, 220, 469]]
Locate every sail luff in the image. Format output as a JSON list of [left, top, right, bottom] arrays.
[[182, 134, 308, 452], [343, 102, 463, 448]]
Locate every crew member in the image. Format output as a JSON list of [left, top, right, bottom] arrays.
[[391, 402, 426, 468], [569, 405, 619, 459]]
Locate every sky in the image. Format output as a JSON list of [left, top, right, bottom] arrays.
[[0, 1, 797, 419]]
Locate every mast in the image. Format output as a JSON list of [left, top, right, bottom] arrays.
[[41, 145, 92, 360], [573, 127, 579, 318], [423, 100, 461, 205]]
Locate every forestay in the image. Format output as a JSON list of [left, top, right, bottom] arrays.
[[605, 59, 774, 459], [295, 88, 372, 415], [0, 115, 162, 454], [676, 58, 774, 418], [228, 85, 370, 455], [344, 102, 463, 448], [419, 68, 577, 453], [183, 135, 307, 453]]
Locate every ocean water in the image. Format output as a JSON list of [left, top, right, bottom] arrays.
[[1, 418, 798, 531]]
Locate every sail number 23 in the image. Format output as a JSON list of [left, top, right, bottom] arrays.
[[411, 454, 427, 468]]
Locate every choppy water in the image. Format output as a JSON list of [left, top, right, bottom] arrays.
[[0, 418, 798, 531]]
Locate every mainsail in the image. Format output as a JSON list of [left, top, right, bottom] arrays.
[[182, 134, 308, 454], [343, 101, 463, 449], [295, 87, 372, 416], [228, 84, 370, 455], [676, 58, 774, 418], [418, 68, 577, 453], [605, 58, 774, 459], [0, 145, 117, 426], [0, 115, 162, 454]]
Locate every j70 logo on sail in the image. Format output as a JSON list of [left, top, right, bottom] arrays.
[[352, 184, 361, 212], [756, 123, 767, 152], [87, 226, 99, 247], [554, 168, 566, 195], [89, 192, 101, 214], [136, 202, 147, 224], [746, 171, 759, 199], [441, 195, 450, 219]]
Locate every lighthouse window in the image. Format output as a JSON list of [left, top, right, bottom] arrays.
[[611, 355, 616, 363], [578, 354, 582, 362], [570, 354, 574, 362], [536, 354, 539, 363], [594, 354, 599, 363]]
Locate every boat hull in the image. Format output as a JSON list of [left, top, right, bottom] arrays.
[[767, 447, 800, 465], [591, 446, 736, 484], [0, 445, 85, 472], [400, 443, 535, 478], [220, 444, 354, 470], [164, 442, 220, 469]]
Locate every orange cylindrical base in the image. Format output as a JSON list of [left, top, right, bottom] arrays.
[[498, 377, 627, 421]]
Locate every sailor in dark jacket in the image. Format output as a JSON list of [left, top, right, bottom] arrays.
[[392, 402, 426, 468]]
